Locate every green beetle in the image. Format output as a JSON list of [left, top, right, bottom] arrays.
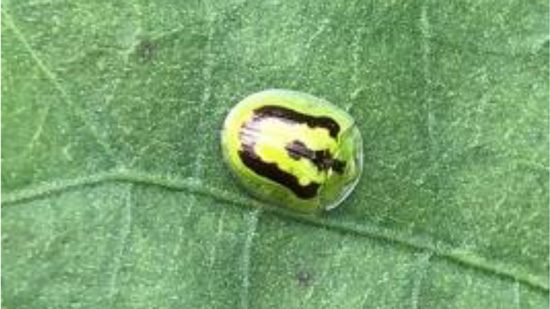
[[221, 89, 363, 213]]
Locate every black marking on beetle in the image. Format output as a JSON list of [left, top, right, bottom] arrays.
[[238, 143, 320, 199], [330, 159, 346, 174], [254, 105, 341, 138], [285, 140, 346, 174], [237, 106, 346, 199]]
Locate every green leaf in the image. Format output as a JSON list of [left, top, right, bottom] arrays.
[[2, 0, 549, 308]]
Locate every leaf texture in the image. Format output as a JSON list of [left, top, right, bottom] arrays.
[[2, 0, 549, 308]]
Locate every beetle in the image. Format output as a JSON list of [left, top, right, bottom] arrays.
[[221, 89, 363, 213]]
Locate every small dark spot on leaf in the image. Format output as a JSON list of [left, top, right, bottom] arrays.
[[296, 270, 313, 287], [136, 40, 156, 62]]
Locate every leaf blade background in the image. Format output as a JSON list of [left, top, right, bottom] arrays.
[[2, 0, 549, 308]]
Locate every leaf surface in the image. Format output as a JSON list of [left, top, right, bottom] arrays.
[[2, 0, 549, 308]]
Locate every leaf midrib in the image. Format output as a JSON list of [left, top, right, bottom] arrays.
[[2, 168, 548, 293]]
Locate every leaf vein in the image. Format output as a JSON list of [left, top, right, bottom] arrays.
[[107, 183, 133, 304], [240, 209, 261, 309], [2, 169, 548, 292], [2, 10, 120, 165], [410, 252, 433, 309], [420, 2, 434, 143], [514, 281, 522, 309], [193, 9, 216, 179]]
